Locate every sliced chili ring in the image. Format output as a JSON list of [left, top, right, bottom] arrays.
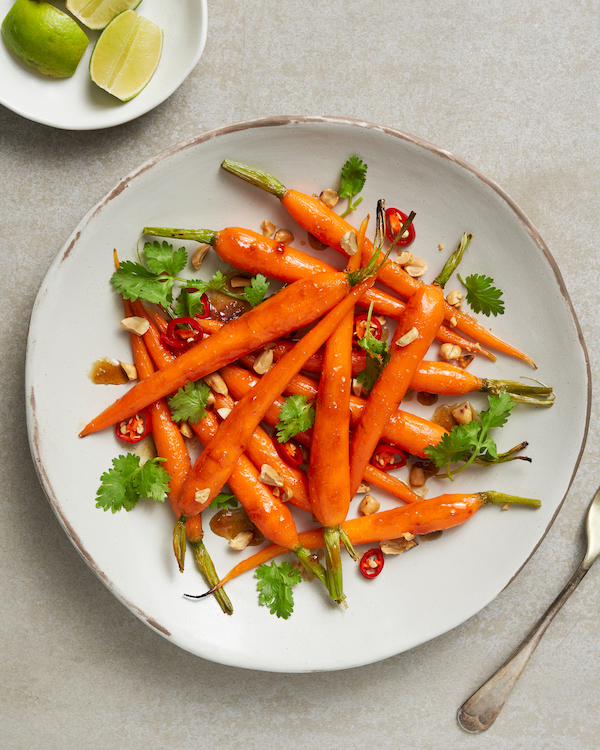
[[116, 408, 152, 443], [161, 316, 203, 350], [385, 207, 415, 247], [275, 438, 303, 469], [370, 443, 407, 471], [353, 312, 383, 342], [359, 548, 384, 579]]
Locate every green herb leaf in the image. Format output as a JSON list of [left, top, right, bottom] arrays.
[[339, 155, 367, 218], [209, 493, 239, 510], [95, 455, 169, 513], [111, 260, 176, 307], [276, 394, 315, 442], [256, 560, 302, 619], [244, 273, 270, 307], [168, 381, 211, 424], [458, 273, 505, 317], [354, 305, 391, 391], [144, 241, 187, 276], [174, 287, 210, 318], [424, 393, 515, 478]]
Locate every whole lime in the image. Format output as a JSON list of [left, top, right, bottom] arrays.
[[2, 0, 89, 78]]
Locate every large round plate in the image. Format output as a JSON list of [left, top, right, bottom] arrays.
[[0, 0, 207, 130], [26, 116, 589, 672]]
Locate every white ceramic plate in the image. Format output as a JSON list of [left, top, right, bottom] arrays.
[[26, 116, 589, 672], [0, 0, 207, 130]]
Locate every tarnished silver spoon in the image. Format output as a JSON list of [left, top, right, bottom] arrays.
[[458, 484, 600, 733]]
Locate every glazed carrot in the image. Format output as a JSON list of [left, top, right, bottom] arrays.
[[80, 270, 358, 437], [177, 269, 379, 519], [349, 284, 445, 496], [144, 224, 494, 359], [192, 491, 540, 593], [220, 160, 535, 366], [218, 363, 428, 505], [307, 217, 367, 602]]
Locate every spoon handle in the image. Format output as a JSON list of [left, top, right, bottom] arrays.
[[457, 561, 589, 733]]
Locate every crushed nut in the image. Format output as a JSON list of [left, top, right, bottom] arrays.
[[380, 536, 418, 555], [274, 228, 294, 244], [203, 372, 228, 396], [281, 486, 294, 502], [253, 348, 274, 374], [261, 220, 276, 237], [191, 243, 211, 269], [229, 531, 254, 550], [502, 504, 510, 511], [395, 250, 413, 266], [229, 275, 251, 288], [119, 361, 137, 380], [451, 401, 476, 424], [356, 482, 371, 494], [216, 407, 231, 420], [206, 392, 216, 407], [448, 316, 458, 327], [409, 465, 425, 487], [194, 488, 211, 505], [340, 230, 358, 256], [458, 352, 476, 369], [446, 289, 463, 307], [438, 243, 444, 250], [396, 327, 419, 347], [120, 316, 149, 335], [258, 464, 284, 487], [358, 494, 380, 515], [179, 421, 194, 439], [440, 343, 462, 361], [319, 189, 339, 208], [404, 257, 428, 277], [352, 378, 364, 397]]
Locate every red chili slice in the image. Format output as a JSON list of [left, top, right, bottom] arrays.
[[275, 438, 303, 469], [353, 312, 383, 342], [370, 443, 407, 471], [385, 207, 416, 247], [161, 316, 203, 350], [359, 548, 384, 578], [116, 408, 152, 443]]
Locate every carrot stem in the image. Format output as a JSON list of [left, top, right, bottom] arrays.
[[433, 233, 472, 288], [190, 539, 234, 615]]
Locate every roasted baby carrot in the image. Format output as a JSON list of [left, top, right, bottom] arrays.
[[349, 284, 445, 496], [80, 270, 359, 437], [220, 159, 535, 366]]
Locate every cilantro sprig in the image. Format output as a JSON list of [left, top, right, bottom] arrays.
[[209, 493, 239, 510], [339, 155, 367, 218], [424, 393, 515, 479], [111, 241, 269, 312], [276, 394, 315, 442], [256, 560, 302, 619], [354, 303, 391, 392], [95, 454, 170, 513], [458, 273, 505, 317], [168, 381, 211, 424]]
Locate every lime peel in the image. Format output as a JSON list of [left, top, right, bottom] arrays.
[[66, 0, 142, 31]]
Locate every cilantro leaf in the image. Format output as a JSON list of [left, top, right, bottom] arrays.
[[276, 394, 315, 442], [168, 381, 211, 424], [424, 393, 515, 478], [338, 155, 367, 218], [174, 287, 210, 318], [354, 305, 391, 392], [458, 273, 505, 317], [143, 241, 187, 276], [209, 493, 239, 510], [255, 560, 302, 619], [111, 260, 176, 307], [95, 455, 169, 513], [243, 274, 270, 307]]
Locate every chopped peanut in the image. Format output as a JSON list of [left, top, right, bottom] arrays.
[[119, 361, 137, 380], [395, 250, 413, 266], [229, 531, 254, 550], [259, 464, 284, 487], [179, 422, 194, 439], [451, 401, 476, 424], [380, 536, 418, 555], [261, 220, 276, 237], [446, 289, 463, 307], [356, 482, 371, 494], [216, 407, 231, 420], [253, 348, 274, 374], [194, 488, 210, 505], [440, 343, 461, 361], [274, 228, 294, 244], [404, 257, 427, 277], [120, 316, 149, 335], [409, 465, 425, 487], [396, 327, 419, 347], [319, 189, 339, 208], [203, 372, 228, 395], [358, 494, 380, 515], [191, 243, 211, 269], [340, 230, 358, 256]]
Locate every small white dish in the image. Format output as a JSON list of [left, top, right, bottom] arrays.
[[0, 0, 207, 130], [26, 116, 590, 672]]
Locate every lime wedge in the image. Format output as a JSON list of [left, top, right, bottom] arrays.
[[89, 10, 162, 101], [1, 0, 88, 78], [66, 0, 142, 31]]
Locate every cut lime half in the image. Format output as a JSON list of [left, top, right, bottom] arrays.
[[66, 0, 142, 31], [2, 0, 88, 78], [89, 10, 162, 101]]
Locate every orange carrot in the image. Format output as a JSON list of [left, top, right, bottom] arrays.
[[220, 160, 535, 366], [195, 491, 540, 592], [177, 270, 378, 518], [144, 224, 494, 359], [349, 284, 445, 496], [80, 270, 358, 437]]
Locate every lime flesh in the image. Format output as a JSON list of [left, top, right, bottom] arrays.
[[1, 0, 88, 78], [89, 10, 162, 101], [66, 0, 142, 31]]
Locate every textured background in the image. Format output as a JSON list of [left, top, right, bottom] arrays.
[[2, 0, 599, 747]]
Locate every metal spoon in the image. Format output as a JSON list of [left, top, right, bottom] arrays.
[[457, 484, 600, 733]]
